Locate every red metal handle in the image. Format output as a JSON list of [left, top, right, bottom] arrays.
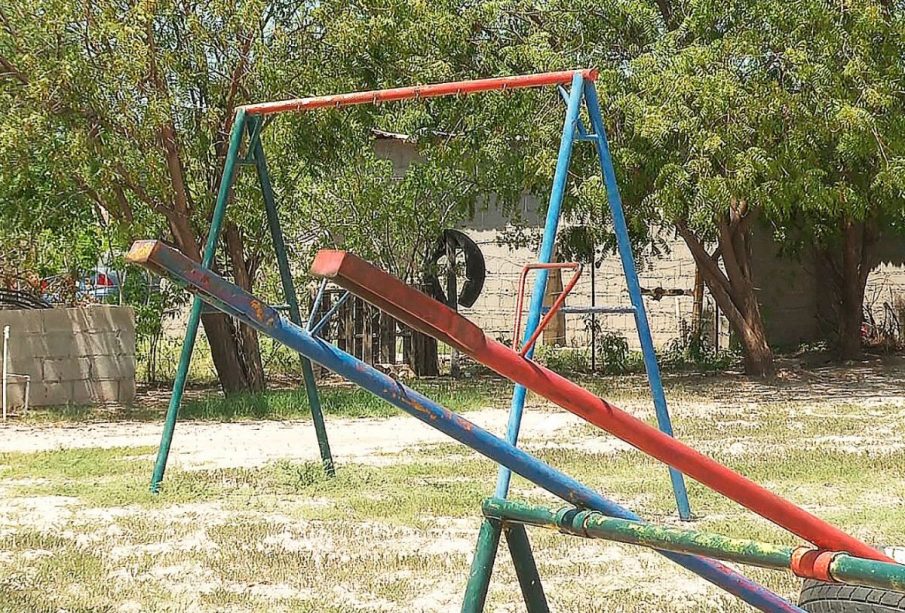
[[513, 262, 583, 356]]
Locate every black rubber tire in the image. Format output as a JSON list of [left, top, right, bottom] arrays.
[[798, 580, 905, 612]]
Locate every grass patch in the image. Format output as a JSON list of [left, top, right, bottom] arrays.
[[179, 379, 505, 421], [3, 376, 905, 611]]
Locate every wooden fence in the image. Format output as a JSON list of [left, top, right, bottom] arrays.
[[314, 288, 438, 376]]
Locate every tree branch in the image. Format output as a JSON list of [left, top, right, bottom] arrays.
[[146, 18, 196, 217], [717, 213, 749, 293], [652, 0, 678, 30], [111, 162, 170, 218], [0, 54, 28, 85], [675, 219, 731, 292]]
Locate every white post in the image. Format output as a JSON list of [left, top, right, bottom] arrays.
[[2, 325, 9, 421]]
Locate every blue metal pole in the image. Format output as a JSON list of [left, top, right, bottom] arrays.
[[126, 239, 802, 613], [463, 72, 586, 611], [310, 291, 351, 337], [465, 72, 588, 611], [495, 70, 585, 497], [148, 108, 248, 493], [307, 279, 328, 330], [583, 81, 692, 520]]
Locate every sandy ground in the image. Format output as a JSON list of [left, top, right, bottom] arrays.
[[2, 360, 904, 611], [3, 356, 904, 470], [0, 406, 606, 470]]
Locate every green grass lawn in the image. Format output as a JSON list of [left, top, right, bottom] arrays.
[[2, 367, 904, 611], [19, 377, 508, 424]]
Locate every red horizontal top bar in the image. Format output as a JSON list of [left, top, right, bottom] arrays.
[[240, 69, 597, 116]]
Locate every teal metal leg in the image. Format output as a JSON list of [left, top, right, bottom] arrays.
[[464, 71, 586, 609], [504, 524, 549, 613], [250, 120, 335, 477], [583, 81, 692, 519], [462, 518, 502, 613], [149, 109, 249, 492]]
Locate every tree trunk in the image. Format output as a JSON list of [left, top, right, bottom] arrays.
[[820, 218, 878, 361], [676, 205, 774, 377], [224, 223, 266, 392], [201, 313, 255, 393], [409, 328, 439, 377], [167, 213, 265, 395]]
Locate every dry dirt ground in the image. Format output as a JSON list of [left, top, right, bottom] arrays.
[[1, 358, 904, 612]]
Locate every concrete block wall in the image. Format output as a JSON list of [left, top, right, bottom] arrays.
[[1, 306, 136, 407]]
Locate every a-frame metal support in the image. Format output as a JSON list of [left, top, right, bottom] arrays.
[[148, 110, 335, 493], [462, 72, 691, 611], [249, 117, 335, 477]]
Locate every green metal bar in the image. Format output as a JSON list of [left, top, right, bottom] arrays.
[[484, 498, 789, 569], [149, 108, 248, 493], [504, 524, 549, 613], [249, 118, 335, 477], [461, 519, 502, 613], [483, 498, 905, 593], [831, 553, 905, 593]]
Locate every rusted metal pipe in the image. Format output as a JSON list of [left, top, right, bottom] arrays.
[[482, 498, 905, 593], [512, 262, 583, 356]]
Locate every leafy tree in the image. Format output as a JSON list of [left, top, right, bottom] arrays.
[[599, 3, 802, 377], [0, 0, 535, 386], [767, 1, 905, 359], [467, 1, 905, 376], [0, 1, 301, 392]]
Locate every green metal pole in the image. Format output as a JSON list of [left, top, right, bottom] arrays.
[[249, 119, 335, 477], [483, 497, 790, 569], [462, 519, 502, 613], [830, 553, 905, 592], [149, 108, 248, 492], [504, 524, 549, 613], [483, 498, 905, 593]]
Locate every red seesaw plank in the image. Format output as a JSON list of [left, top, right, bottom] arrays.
[[311, 249, 891, 563]]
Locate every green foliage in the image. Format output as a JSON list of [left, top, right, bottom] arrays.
[[4, 0, 905, 379], [763, 1, 905, 249], [659, 335, 738, 372], [597, 331, 633, 374], [536, 332, 640, 375], [178, 380, 497, 421]]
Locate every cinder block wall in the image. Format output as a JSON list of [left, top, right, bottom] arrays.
[[0, 306, 136, 407]]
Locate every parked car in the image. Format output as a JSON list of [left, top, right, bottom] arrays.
[[79, 267, 121, 301], [40, 267, 121, 304]]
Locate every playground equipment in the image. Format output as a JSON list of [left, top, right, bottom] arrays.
[[128, 238, 904, 612], [134, 70, 905, 612], [148, 69, 692, 520], [138, 69, 905, 610]]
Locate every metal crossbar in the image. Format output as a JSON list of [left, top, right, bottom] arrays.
[[242, 70, 598, 116], [543, 305, 636, 315], [483, 498, 905, 593]]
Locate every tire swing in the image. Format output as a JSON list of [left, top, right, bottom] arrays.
[[424, 229, 486, 309]]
